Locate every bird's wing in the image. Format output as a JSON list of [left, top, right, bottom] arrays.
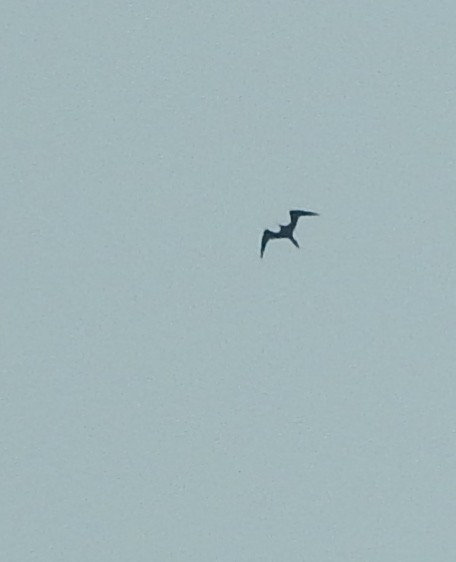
[[260, 229, 276, 258], [289, 210, 319, 229]]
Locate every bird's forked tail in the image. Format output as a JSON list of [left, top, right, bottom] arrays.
[[290, 237, 300, 249]]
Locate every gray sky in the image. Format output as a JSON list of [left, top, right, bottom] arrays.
[[3, 1, 456, 560]]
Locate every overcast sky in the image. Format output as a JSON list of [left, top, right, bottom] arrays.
[[3, 1, 456, 560]]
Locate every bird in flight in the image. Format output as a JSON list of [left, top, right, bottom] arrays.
[[260, 209, 319, 258]]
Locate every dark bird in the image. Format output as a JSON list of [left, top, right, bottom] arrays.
[[260, 210, 319, 258]]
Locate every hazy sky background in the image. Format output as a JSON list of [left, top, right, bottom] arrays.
[[3, 1, 456, 560]]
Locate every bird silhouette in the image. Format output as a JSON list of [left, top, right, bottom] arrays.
[[260, 210, 319, 258]]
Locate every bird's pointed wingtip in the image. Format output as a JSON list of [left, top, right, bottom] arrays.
[[291, 209, 319, 216]]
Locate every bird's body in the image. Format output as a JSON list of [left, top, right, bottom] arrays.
[[260, 210, 318, 258]]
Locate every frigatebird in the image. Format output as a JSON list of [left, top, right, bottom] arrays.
[[260, 209, 319, 258]]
